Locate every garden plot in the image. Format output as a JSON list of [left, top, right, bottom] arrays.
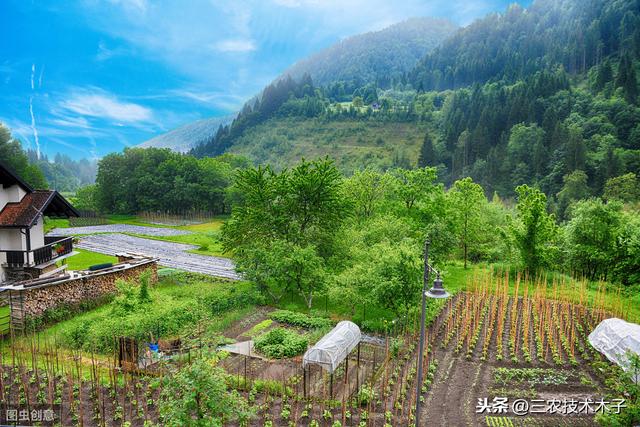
[[76, 233, 239, 279], [48, 224, 192, 236], [414, 283, 620, 427], [209, 275, 628, 427]]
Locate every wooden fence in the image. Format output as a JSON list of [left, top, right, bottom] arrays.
[[138, 210, 214, 226]]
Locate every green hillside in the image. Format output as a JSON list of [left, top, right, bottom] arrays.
[[226, 117, 429, 173], [282, 17, 457, 88]]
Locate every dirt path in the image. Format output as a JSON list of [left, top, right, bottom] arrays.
[[75, 233, 239, 280]]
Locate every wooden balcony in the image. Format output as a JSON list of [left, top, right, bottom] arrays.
[[2, 236, 74, 268]]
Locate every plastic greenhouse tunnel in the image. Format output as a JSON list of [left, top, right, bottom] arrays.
[[303, 320, 361, 374], [588, 318, 640, 384]]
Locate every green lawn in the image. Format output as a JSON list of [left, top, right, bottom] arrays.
[[129, 218, 228, 257], [106, 214, 171, 228], [59, 249, 118, 270], [43, 217, 70, 233]]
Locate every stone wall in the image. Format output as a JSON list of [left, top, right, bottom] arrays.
[[19, 260, 157, 318]]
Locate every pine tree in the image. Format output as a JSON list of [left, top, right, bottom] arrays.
[[418, 132, 436, 167], [615, 54, 638, 103], [594, 59, 613, 92]]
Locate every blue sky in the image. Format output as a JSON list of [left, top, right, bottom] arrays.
[[0, 0, 527, 160]]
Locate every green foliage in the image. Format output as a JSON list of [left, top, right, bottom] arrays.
[[556, 170, 590, 219], [603, 173, 640, 203], [372, 240, 422, 318], [73, 184, 99, 211], [596, 352, 640, 426], [391, 166, 437, 210], [138, 270, 152, 304], [159, 356, 253, 426], [342, 168, 392, 221], [509, 185, 559, 273], [253, 327, 308, 359], [282, 17, 457, 88], [357, 384, 377, 406], [268, 310, 331, 329], [111, 279, 140, 315], [224, 158, 347, 307], [0, 123, 47, 188], [31, 152, 97, 192], [246, 319, 272, 337], [565, 199, 623, 280], [448, 177, 485, 268], [95, 147, 246, 214], [58, 274, 261, 353]]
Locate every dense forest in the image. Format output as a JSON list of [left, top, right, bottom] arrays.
[[90, 148, 249, 214], [192, 0, 640, 209], [0, 123, 97, 192], [282, 17, 457, 88]]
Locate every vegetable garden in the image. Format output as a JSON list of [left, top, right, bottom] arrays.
[[0, 271, 635, 426]]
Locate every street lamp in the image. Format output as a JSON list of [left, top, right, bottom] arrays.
[[415, 239, 449, 427]]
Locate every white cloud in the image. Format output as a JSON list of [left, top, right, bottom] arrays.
[[60, 88, 153, 123], [169, 88, 246, 110], [107, 0, 148, 14], [213, 38, 256, 53]]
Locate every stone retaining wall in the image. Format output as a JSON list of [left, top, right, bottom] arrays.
[[20, 260, 157, 318]]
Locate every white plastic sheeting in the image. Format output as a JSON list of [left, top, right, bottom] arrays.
[[588, 318, 640, 383], [303, 321, 361, 374]]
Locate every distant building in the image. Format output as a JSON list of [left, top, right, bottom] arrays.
[[0, 161, 79, 283], [371, 102, 381, 110]]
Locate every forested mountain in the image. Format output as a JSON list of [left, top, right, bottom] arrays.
[[192, 0, 640, 212], [160, 19, 453, 154], [139, 114, 236, 153], [281, 17, 457, 89], [406, 0, 640, 203], [408, 0, 640, 90]]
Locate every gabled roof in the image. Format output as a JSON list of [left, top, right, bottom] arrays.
[[0, 190, 80, 228], [0, 160, 34, 192]]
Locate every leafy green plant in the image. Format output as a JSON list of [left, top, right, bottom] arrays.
[[159, 356, 253, 426], [268, 310, 332, 329], [253, 328, 308, 358]]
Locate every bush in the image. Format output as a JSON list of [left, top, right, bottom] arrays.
[[254, 328, 308, 359], [269, 310, 331, 329], [58, 274, 262, 353]]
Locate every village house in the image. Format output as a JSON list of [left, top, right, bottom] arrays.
[[0, 161, 79, 283]]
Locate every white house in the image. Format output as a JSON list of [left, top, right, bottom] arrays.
[[0, 161, 79, 283]]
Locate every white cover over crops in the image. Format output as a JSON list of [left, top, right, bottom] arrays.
[[588, 318, 640, 383], [303, 321, 361, 374]]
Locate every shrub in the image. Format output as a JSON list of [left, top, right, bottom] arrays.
[[59, 275, 261, 353], [269, 310, 331, 329], [138, 270, 152, 303], [254, 328, 308, 359]]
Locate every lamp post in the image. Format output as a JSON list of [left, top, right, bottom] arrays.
[[415, 239, 449, 427]]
